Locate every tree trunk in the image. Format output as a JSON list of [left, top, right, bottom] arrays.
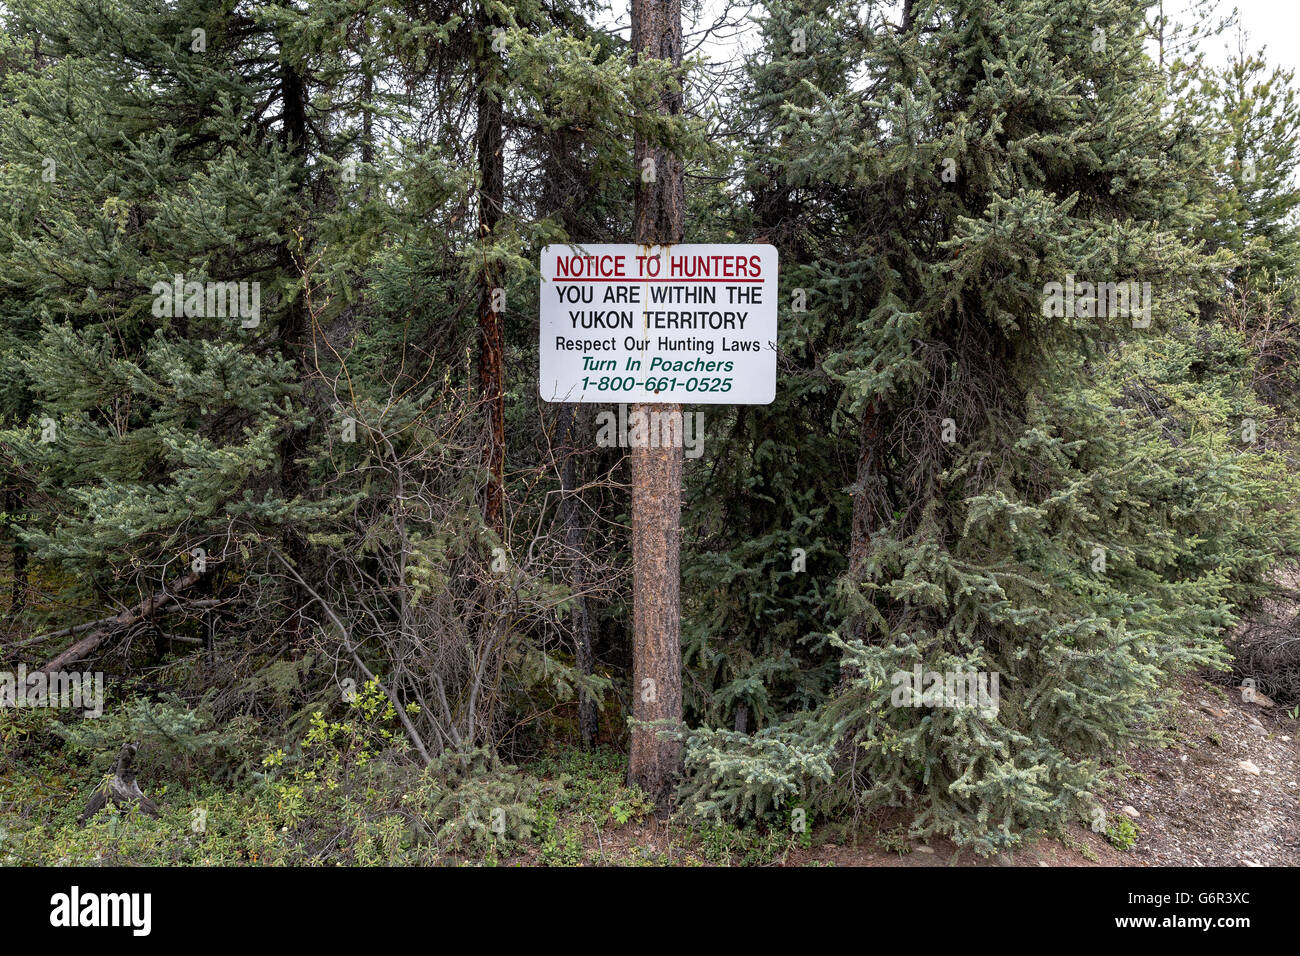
[[80, 742, 158, 825], [544, 124, 599, 748], [848, 402, 887, 643], [626, 0, 685, 808], [477, 19, 506, 536]]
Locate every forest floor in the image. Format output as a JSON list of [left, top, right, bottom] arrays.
[[2, 669, 1295, 867]]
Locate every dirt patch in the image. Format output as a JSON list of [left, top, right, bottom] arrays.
[[1107, 675, 1300, 866]]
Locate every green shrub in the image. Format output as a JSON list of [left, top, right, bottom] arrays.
[[1106, 816, 1140, 851]]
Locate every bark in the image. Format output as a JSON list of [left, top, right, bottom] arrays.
[[544, 128, 598, 747], [79, 742, 159, 825], [626, 0, 686, 809], [734, 702, 749, 734], [631, 0, 685, 246], [627, 407, 684, 805]]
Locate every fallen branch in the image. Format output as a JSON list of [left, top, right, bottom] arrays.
[[5, 594, 228, 652], [155, 632, 204, 645], [34, 571, 203, 674], [5, 616, 114, 650]]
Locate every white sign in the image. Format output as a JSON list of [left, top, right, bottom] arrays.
[[539, 243, 777, 404]]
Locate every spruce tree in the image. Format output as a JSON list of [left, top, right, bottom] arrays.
[[679, 0, 1300, 851]]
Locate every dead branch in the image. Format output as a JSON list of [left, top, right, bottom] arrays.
[[33, 571, 203, 674]]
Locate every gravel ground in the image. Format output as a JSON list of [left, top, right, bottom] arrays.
[[1111, 675, 1300, 867]]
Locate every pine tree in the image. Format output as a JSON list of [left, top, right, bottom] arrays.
[[0, 0, 321, 660], [1196, 35, 1300, 298]]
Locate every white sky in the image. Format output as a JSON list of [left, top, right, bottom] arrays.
[[658, 0, 1300, 82], [1187, 0, 1300, 77]]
